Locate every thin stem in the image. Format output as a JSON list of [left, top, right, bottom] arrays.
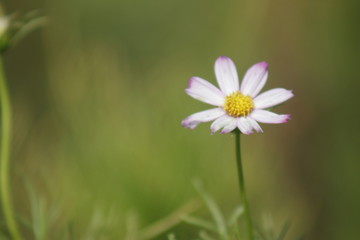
[[234, 131, 254, 240], [0, 57, 21, 240]]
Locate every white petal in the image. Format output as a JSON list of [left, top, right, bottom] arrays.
[[250, 109, 290, 124], [237, 117, 254, 135], [247, 117, 263, 133], [185, 77, 225, 106], [182, 108, 225, 130], [220, 119, 237, 134], [240, 62, 268, 97], [253, 88, 294, 109], [214, 56, 240, 95], [210, 115, 234, 133]]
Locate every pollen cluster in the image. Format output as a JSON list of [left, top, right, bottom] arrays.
[[223, 92, 254, 117]]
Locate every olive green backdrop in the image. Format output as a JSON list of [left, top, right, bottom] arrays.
[[2, 0, 360, 239]]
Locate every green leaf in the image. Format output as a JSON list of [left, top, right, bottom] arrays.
[[199, 230, 217, 240], [193, 180, 228, 240], [182, 216, 217, 233], [228, 206, 244, 227], [10, 16, 47, 46], [292, 234, 305, 240], [276, 221, 291, 240], [168, 233, 177, 240]]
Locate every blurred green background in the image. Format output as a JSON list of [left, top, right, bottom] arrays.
[[2, 0, 360, 239]]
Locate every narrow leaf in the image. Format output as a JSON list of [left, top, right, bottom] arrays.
[[228, 206, 244, 226], [194, 180, 228, 239], [182, 216, 217, 233]]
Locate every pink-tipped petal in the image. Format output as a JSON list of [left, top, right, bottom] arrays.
[[210, 115, 234, 133], [237, 117, 254, 135], [185, 77, 225, 106], [182, 108, 225, 130], [240, 62, 268, 97], [214, 56, 240, 95], [250, 109, 290, 124], [253, 88, 294, 109], [220, 119, 237, 134], [247, 118, 263, 133]]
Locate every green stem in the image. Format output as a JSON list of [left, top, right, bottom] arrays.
[[0, 57, 21, 240], [234, 131, 254, 240]]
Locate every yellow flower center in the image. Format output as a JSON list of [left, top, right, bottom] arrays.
[[223, 92, 254, 117]]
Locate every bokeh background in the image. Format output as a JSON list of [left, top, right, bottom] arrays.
[[2, 0, 360, 239]]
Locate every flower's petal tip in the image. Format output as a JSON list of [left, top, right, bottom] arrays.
[[257, 61, 269, 69], [187, 76, 196, 88], [284, 114, 291, 122], [217, 55, 230, 60], [181, 118, 194, 130], [182, 108, 225, 130], [210, 127, 218, 134], [255, 127, 264, 133], [220, 125, 237, 134], [286, 89, 295, 97], [215, 56, 234, 65], [278, 114, 291, 124], [251, 110, 291, 124], [240, 130, 253, 135], [181, 119, 188, 128], [289, 90, 295, 97]]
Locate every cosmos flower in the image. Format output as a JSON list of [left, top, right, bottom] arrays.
[[181, 56, 294, 134]]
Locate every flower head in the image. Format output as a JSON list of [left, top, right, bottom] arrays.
[[181, 56, 294, 135]]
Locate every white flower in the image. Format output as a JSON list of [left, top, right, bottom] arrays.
[[182, 56, 294, 135]]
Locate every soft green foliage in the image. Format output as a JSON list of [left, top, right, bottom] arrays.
[[183, 181, 240, 239], [24, 181, 60, 240], [174, 181, 302, 240], [2, 0, 360, 239], [15, 180, 199, 240], [181, 183, 302, 240], [0, 5, 46, 53]]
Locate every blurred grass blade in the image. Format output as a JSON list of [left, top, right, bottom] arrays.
[[139, 199, 200, 240], [82, 207, 117, 240], [193, 180, 228, 239], [167, 233, 176, 240], [24, 180, 47, 240], [16, 216, 32, 231], [293, 234, 305, 240], [11, 16, 47, 46], [199, 230, 216, 240], [254, 224, 268, 240], [182, 216, 217, 233], [263, 214, 275, 240], [276, 221, 291, 240], [23, 180, 61, 240], [125, 210, 140, 240], [228, 206, 244, 227]]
